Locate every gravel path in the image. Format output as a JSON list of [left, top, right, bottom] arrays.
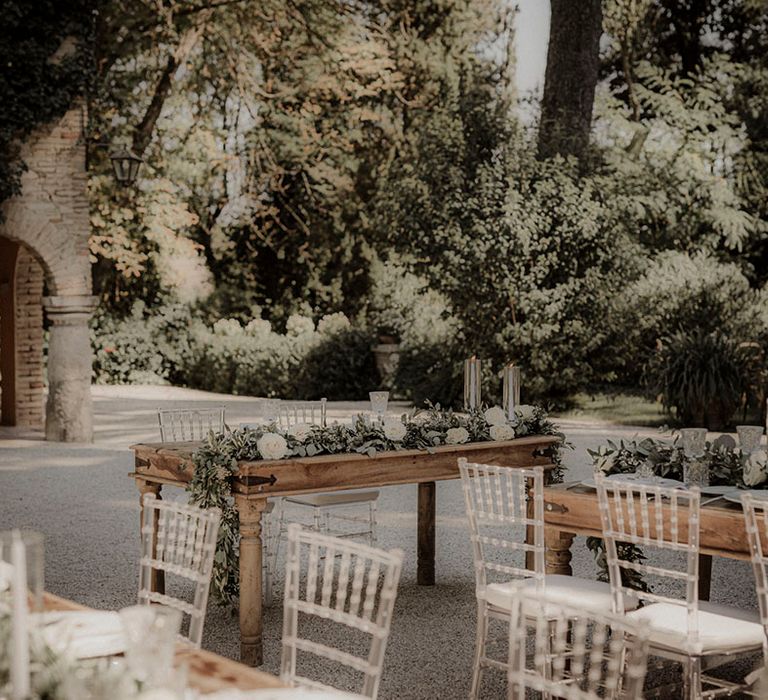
[[0, 386, 758, 698]]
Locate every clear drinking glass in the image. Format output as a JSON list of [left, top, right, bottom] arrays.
[[637, 460, 655, 479], [0, 530, 44, 612], [680, 428, 707, 458], [119, 605, 182, 688], [737, 425, 764, 455], [369, 391, 389, 422], [260, 399, 280, 426]]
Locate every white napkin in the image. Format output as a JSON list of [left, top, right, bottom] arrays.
[[34, 610, 126, 659]]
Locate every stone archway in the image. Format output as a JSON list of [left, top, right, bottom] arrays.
[[0, 105, 96, 442]]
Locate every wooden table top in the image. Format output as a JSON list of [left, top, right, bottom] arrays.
[[543, 482, 752, 560], [43, 593, 284, 692], [131, 435, 562, 496]]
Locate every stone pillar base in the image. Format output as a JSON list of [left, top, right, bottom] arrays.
[[43, 295, 98, 442]]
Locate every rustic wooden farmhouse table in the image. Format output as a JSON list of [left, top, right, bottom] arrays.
[[542, 482, 754, 600], [43, 593, 285, 692], [130, 435, 561, 666]]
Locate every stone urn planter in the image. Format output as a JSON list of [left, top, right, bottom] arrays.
[[372, 334, 400, 388]]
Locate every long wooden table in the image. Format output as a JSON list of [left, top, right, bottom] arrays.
[[542, 482, 752, 599], [43, 593, 284, 693], [130, 435, 560, 666]]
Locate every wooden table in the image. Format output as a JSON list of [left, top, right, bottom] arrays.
[[542, 482, 752, 599], [43, 593, 284, 692], [130, 435, 560, 666]]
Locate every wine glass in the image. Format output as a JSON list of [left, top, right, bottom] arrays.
[[369, 391, 389, 423], [737, 425, 764, 455]]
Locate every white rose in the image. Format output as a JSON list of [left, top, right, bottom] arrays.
[[514, 405, 536, 422], [257, 432, 288, 461], [383, 419, 407, 442], [489, 424, 515, 441], [744, 452, 768, 487], [446, 427, 469, 445], [288, 423, 312, 442], [484, 406, 508, 426]]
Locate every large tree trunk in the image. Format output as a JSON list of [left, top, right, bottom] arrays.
[[537, 0, 602, 161]]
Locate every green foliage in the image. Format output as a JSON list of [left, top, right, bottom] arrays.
[[188, 404, 563, 605], [295, 329, 379, 400], [91, 301, 194, 385], [379, 131, 639, 399], [0, 0, 94, 213], [644, 329, 749, 429], [393, 341, 465, 409]]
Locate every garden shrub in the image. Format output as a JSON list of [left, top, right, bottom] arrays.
[[295, 329, 379, 400], [644, 328, 748, 429], [92, 301, 194, 385]]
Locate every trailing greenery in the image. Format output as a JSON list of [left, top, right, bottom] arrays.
[[186, 404, 564, 605]]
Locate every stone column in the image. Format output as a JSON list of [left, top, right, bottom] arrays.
[[43, 295, 98, 442]]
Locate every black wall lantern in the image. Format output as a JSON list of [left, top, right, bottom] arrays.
[[109, 148, 143, 185]]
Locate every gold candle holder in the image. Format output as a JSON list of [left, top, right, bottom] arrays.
[[463, 357, 482, 410]]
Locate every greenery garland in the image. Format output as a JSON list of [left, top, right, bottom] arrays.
[[186, 404, 565, 606], [586, 433, 759, 591]]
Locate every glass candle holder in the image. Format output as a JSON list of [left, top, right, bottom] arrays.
[[119, 605, 182, 688], [463, 357, 482, 411], [680, 428, 707, 458], [737, 425, 764, 455], [369, 391, 389, 423], [501, 365, 521, 421]]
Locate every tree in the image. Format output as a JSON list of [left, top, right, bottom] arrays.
[[537, 0, 602, 160]]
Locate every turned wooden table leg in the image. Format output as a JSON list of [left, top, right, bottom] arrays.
[[417, 481, 436, 585], [698, 554, 713, 601], [545, 527, 576, 575], [136, 478, 165, 595], [235, 494, 268, 666]]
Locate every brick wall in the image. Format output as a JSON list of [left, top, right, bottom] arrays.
[[13, 247, 45, 427], [0, 105, 91, 297]]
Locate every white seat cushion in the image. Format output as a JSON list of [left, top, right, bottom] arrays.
[[627, 601, 764, 655], [484, 574, 635, 615], [286, 490, 379, 507]]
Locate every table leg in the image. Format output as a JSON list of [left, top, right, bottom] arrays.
[[545, 527, 575, 575], [417, 481, 436, 585], [235, 495, 268, 666], [698, 554, 713, 601], [136, 478, 165, 595]]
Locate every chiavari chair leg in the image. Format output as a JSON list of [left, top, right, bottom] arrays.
[[470, 603, 489, 700]]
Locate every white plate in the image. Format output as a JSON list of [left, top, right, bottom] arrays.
[[580, 474, 686, 490], [724, 490, 768, 506], [34, 610, 125, 659], [699, 485, 737, 496]]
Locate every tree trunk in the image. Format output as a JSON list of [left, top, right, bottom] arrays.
[[537, 0, 602, 161]]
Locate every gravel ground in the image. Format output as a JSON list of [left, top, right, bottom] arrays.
[[0, 386, 759, 698]]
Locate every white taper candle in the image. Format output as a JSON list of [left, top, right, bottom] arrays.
[[10, 530, 30, 700]]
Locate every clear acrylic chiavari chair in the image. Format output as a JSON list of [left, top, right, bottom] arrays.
[[139, 493, 221, 648], [596, 474, 765, 698], [507, 588, 651, 700], [271, 399, 379, 580], [157, 406, 226, 442], [459, 459, 626, 700], [280, 524, 403, 699]]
